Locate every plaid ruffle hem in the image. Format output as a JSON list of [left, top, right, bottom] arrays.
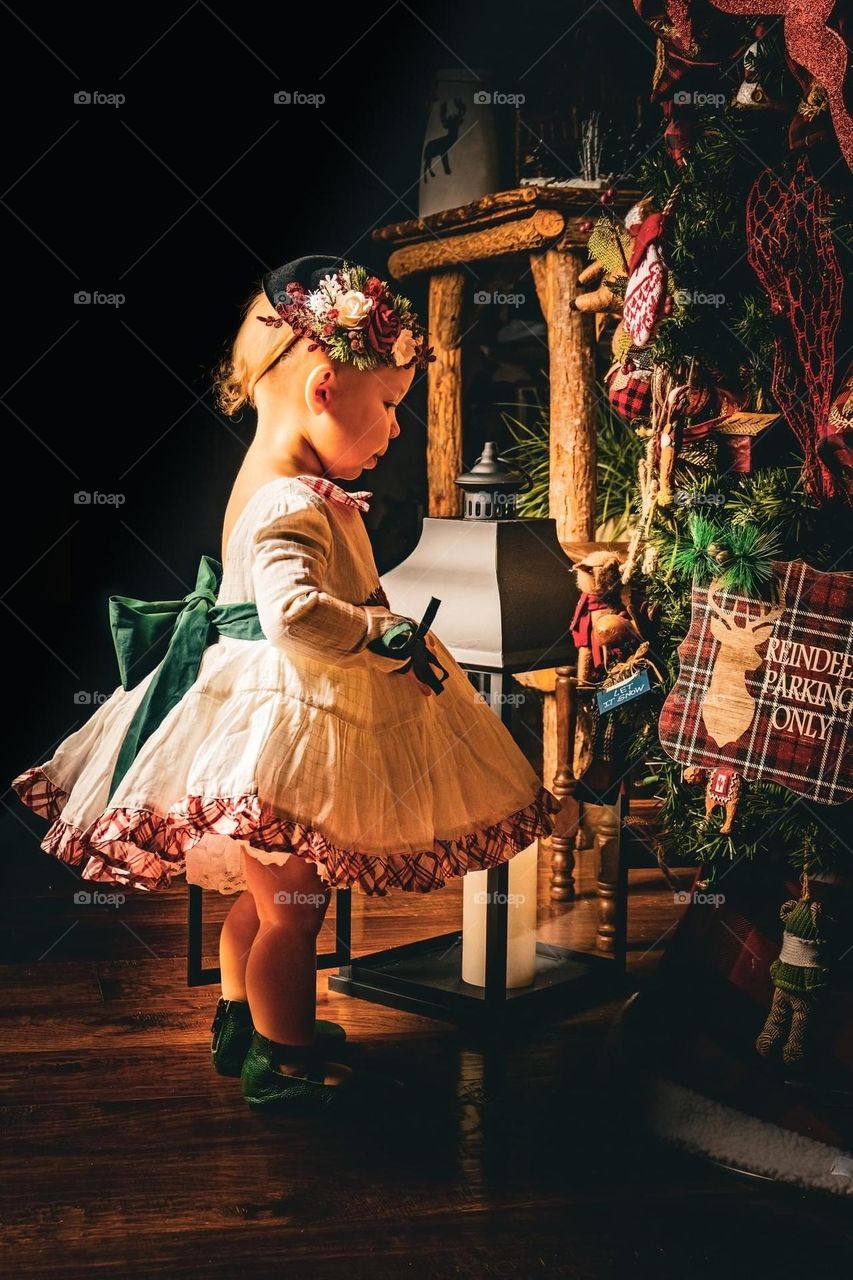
[[11, 764, 560, 896]]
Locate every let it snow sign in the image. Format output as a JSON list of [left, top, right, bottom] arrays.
[[659, 561, 853, 805]]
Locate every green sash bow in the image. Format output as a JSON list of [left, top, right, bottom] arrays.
[[107, 555, 265, 801]]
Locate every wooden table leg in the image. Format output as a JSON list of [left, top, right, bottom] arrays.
[[593, 800, 622, 954], [530, 246, 598, 544], [550, 664, 580, 901], [427, 270, 466, 517]]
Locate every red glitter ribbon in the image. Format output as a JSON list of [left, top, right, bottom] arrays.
[[706, 0, 852, 169]]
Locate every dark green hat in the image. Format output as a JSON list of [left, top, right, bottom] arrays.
[[263, 255, 344, 308]]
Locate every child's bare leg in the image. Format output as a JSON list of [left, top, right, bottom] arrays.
[[219, 888, 259, 1001], [243, 851, 351, 1085]]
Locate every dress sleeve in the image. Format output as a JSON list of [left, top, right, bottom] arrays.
[[251, 496, 413, 666]]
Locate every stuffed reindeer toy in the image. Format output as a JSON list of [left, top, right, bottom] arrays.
[[569, 551, 641, 683]]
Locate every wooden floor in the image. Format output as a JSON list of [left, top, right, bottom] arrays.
[[2, 830, 853, 1279]]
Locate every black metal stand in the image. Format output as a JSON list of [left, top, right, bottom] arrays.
[[327, 845, 627, 1026], [327, 937, 624, 1026], [187, 851, 627, 1023]]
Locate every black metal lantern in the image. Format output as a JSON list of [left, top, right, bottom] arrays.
[[455, 440, 531, 520], [326, 443, 628, 1024]]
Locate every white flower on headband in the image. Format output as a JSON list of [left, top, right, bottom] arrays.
[[306, 289, 329, 317], [319, 272, 343, 300], [336, 290, 373, 328], [392, 327, 418, 367]]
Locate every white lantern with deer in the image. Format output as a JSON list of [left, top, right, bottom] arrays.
[[419, 68, 503, 218]]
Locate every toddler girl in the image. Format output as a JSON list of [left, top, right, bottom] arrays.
[[12, 255, 562, 1112]]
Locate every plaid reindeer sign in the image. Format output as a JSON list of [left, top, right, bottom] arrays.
[[659, 561, 853, 805]]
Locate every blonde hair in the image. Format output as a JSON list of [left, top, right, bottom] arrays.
[[214, 288, 301, 416]]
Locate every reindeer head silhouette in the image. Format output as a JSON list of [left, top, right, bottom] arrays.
[[702, 579, 785, 747], [707, 581, 784, 669]]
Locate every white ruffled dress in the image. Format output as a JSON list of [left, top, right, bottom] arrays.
[[12, 474, 561, 895]]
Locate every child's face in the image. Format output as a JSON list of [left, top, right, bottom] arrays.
[[307, 361, 416, 480]]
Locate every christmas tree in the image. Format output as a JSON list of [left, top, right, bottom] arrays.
[[580, 8, 853, 886], [594, 4, 853, 1178]]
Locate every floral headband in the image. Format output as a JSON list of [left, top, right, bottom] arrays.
[[257, 260, 435, 372]]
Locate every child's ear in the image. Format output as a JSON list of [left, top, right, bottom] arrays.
[[305, 364, 337, 415]]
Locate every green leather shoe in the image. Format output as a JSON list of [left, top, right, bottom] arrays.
[[241, 1030, 404, 1113], [210, 999, 346, 1077]]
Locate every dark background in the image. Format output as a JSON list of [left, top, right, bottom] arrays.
[[1, 1, 654, 827]]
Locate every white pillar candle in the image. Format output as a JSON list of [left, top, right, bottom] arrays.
[[461, 840, 538, 988]]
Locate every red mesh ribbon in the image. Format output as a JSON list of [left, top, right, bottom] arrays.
[[745, 156, 844, 502]]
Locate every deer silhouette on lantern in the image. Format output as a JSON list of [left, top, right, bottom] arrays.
[[423, 99, 466, 182], [702, 581, 784, 748]]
